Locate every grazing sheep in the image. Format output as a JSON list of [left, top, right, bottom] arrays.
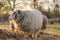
[[9, 10, 44, 38], [41, 15, 48, 30]]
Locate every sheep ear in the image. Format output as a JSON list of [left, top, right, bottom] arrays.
[[16, 10, 25, 22]]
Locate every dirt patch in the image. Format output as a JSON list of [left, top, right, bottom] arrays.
[[0, 29, 60, 40]]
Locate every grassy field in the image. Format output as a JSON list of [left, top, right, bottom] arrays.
[[46, 23, 60, 35], [0, 22, 60, 35], [0, 22, 60, 40]]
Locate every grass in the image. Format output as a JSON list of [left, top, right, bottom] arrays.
[[46, 23, 60, 35], [0, 22, 60, 40], [0, 22, 60, 35]]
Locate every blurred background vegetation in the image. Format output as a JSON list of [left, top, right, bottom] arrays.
[[0, 0, 60, 20], [0, 0, 60, 35]]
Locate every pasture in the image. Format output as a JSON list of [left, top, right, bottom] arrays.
[[0, 22, 60, 40]]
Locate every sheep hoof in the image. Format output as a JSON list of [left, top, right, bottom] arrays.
[[24, 33, 29, 38]]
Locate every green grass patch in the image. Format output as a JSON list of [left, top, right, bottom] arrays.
[[46, 23, 60, 33]]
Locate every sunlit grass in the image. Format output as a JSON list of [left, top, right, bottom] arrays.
[[46, 23, 60, 34], [0, 22, 60, 35]]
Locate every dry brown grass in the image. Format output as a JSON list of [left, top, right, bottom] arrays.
[[0, 29, 60, 40], [0, 22, 60, 40]]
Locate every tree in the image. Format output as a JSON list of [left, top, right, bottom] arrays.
[[53, 4, 59, 18], [7, 0, 16, 10], [33, 0, 38, 9], [0, 2, 5, 10]]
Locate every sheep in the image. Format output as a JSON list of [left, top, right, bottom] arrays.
[[9, 10, 46, 38], [41, 15, 48, 30], [40, 15, 48, 34]]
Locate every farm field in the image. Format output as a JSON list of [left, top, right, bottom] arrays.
[[0, 22, 60, 40]]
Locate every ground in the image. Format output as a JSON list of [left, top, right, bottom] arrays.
[[0, 22, 60, 40]]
